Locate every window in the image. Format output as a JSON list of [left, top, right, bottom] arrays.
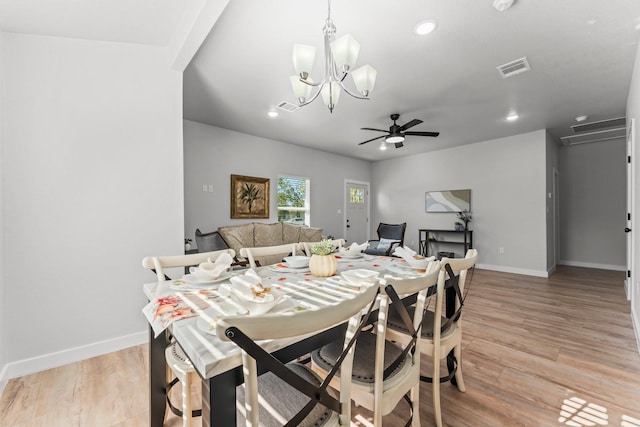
[[350, 187, 365, 203], [277, 175, 310, 225]]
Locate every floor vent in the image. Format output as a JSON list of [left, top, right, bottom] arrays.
[[277, 101, 299, 112], [497, 57, 531, 78]]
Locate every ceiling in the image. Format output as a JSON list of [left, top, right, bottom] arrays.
[[184, 0, 640, 161], [1, 0, 638, 162]]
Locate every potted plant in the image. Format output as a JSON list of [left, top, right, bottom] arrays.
[[309, 239, 338, 277], [184, 238, 193, 251], [456, 211, 472, 230]]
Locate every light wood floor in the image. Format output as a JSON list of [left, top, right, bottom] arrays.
[[2, 266, 639, 427]]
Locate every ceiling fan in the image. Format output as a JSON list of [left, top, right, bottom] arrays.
[[358, 113, 439, 148]]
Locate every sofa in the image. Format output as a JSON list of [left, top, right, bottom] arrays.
[[217, 222, 323, 266]]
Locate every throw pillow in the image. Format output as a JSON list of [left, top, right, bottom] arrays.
[[254, 222, 284, 247], [377, 238, 396, 250]]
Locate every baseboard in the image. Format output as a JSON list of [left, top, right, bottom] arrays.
[[475, 263, 549, 278], [558, 260, 626, 271], [0, 330, 147, 390]]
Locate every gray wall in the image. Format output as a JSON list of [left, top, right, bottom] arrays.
[[627, 38, 640, 347], [371, 130, 549, 276], [1, 33, 183, 380], [546, 130, 559, 271], [183, 120, 371, 244], [558, 139, 626, 270], [0, 34, 5, 385]]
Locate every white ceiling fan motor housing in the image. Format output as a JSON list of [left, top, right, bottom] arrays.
[[493, 0, 515, 12]]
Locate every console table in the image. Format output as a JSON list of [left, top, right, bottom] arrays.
[[419, 229, 473, 258]]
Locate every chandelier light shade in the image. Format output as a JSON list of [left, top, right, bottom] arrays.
[[290, 0, 376, 112]]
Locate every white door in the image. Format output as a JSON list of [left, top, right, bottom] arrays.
[[344, 181, 369, 244], [626, 119, 635, 301]]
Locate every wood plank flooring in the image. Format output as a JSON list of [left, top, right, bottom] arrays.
[[1, 266, 639, 427]]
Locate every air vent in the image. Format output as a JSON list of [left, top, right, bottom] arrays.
[[496, 57, 531, 78], [277, 101, 299, 112], [560, 117, 627, 146], [570, 116, 626, 134]]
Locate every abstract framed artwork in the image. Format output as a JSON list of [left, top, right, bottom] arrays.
[[230, 174, 270, 219], [425, 189, 471, 213]]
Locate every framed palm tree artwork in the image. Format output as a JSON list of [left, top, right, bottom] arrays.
[[230, 174, 270, 219]]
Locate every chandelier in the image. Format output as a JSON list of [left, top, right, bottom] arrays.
[[290, 0, 377, 113]]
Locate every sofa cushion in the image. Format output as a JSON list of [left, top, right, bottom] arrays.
[[282, 222, 302, 244], [254, 222, 285, 247], [218, 223, 255, 255], [300, 227, 323, 242]]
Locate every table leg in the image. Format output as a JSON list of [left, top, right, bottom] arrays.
[[202, 369, 239, 427], [149, 327, 167, 427]]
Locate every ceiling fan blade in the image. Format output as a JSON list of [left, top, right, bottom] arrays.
[[361, 127, 388, 132], [394, 141, 404, 148], [404, 131, 440, 137], [358, 135, 386, 145], [398, 119, 423, 131]]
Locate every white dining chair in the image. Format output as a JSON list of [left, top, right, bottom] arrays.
[[141, 248, 235, 427], [385, 249, 478, 427], [311, 260, 441, 426], [216, 280, 380, 426], [239, 243, 300, 269]]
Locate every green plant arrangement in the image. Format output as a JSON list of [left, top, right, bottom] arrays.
[[309, 239, 338, 277], [457, 211, 472, 230], [311, 239, 335, 256]]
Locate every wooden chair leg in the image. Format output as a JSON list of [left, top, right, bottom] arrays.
[[433, 357, 442, 427], [181, 370, 192, 427], [454, 345, 466, 392], [411, 382, 421, 427]]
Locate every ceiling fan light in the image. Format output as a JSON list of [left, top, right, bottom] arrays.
[[290, 76, 313, 103], [321, 81, 341, 112], [385, 134, 405, 144], [352, 64, 377, 96], [379, 140, 387, 150], [293, 44, 316, 79], [330, 33, 360, 73]]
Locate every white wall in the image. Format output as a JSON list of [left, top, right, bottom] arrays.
[[0, 34, 6, 389], [371, 130, 549, 276], [627, 39, 640, 351], [1, 33, 184, 380], [183, 120, 371, 242], [545, 131, 559, 271], [558, 139, 627, 270]]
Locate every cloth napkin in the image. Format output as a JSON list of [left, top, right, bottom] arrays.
[[199, 253, 233, 278], [393, 245, 434, 264], [228, 269, 275, 302], [339, 241, 368, 255]]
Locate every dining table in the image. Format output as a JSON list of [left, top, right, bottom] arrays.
[[143, 253, 431, 427]]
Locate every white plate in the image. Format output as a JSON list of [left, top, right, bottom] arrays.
[[170, 272, 235, 290], [338, 252, 364, 259]]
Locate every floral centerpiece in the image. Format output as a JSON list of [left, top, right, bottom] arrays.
[[309, 239, 338, 277]]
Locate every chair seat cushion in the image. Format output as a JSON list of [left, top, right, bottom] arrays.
[[236, 362, 336, 427], [311, 332, 409, 390], [386, 304, 454, 339]]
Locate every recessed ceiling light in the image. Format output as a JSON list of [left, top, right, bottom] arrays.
[[586, 18, 597, 25], [267, 110, 278, 118], [414, 20, 437, 36], [575, 115, 588, 122], [506, 113, 519, 121]]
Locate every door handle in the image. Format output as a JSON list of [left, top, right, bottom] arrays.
[[625, 227, 632, 233]]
